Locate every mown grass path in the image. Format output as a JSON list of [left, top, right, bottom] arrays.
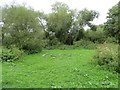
[[2, 49, 118, 88]]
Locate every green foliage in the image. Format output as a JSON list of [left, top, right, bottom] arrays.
[[77, 9, 99, 27], [70, 9, 99, 41], [45, 2, 97, 45], [94, 43, 119, 73], [46, 2, 73, 44], [105, 37, 118, 43], [43, 39, 97, 50], [10, 45, 24, 59], [57, 45, 75, 50], [2, 5, 44, 53], [74, 39, 97, 49], [104, 2, 120, 41], [47, 35, 60, 46], [85, 28, 106, 43], [2, 47, 23, 62], [74, 29, 85, 41], [22, 39, 42, 54]]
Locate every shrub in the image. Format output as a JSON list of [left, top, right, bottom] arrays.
[[44, 39, 98, 50], [10, 45, 24, 59], [74, 39, 97, 49], [44, 39, 97, 50], [42, 36, 61, 50], [84, 29, 106, 43], [22, 39, 42, 54], [105, 37, 118, 43], [2, 46, 23, 62], [58, 45, 75, 50], [48, 37, 60, 46], [94, 43, 119, 73]]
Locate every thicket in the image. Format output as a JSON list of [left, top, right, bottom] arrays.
[[1, 5, 44, 62], [2, 46, 23, 62], [94, 43, 119, 73]]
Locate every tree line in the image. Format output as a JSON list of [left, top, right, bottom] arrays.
[[1, 1, 120, 53]]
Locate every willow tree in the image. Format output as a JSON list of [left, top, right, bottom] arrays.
[[46, 2, 73, 45], [71, 8, 99, 41], [2, 5, 44, 53]]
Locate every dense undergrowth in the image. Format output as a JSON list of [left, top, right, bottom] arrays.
[[94, 43, 119, 73]]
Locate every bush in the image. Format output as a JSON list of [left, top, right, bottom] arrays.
[[44, 39, 97, 50], [94, 43, 119, 73], [43, 39, 97, 50], [58, 45, 75, 50], [105, 37, 118, 43], [47, 39, 60, 47], [2, 5, 44, 53], [2, 46, 23, 62], [22, 39, 42, 54], [74, 39, 97, 49], [84, 29, 106, 43], [10, 45, 24, 59]]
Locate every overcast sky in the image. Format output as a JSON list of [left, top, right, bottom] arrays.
[[0, 0, 119, 25]]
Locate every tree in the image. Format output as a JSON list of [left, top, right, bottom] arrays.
[[85, 25, 106, 43], [104, 1, 120, 42], [2, 5, 44, 53], [71, 9, 99, 41], [77, 8, 99, 29], [46, 2, 73, 45]]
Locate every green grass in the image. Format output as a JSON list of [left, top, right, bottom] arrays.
[[2, 49, 118, 88]]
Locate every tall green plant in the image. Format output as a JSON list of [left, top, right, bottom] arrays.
[[2, 5, 44, 53]]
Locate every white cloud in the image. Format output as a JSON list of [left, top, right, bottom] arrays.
[[0, 0, 119, 25]]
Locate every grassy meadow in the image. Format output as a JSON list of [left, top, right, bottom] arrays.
[[2, 49, 118, 88]]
